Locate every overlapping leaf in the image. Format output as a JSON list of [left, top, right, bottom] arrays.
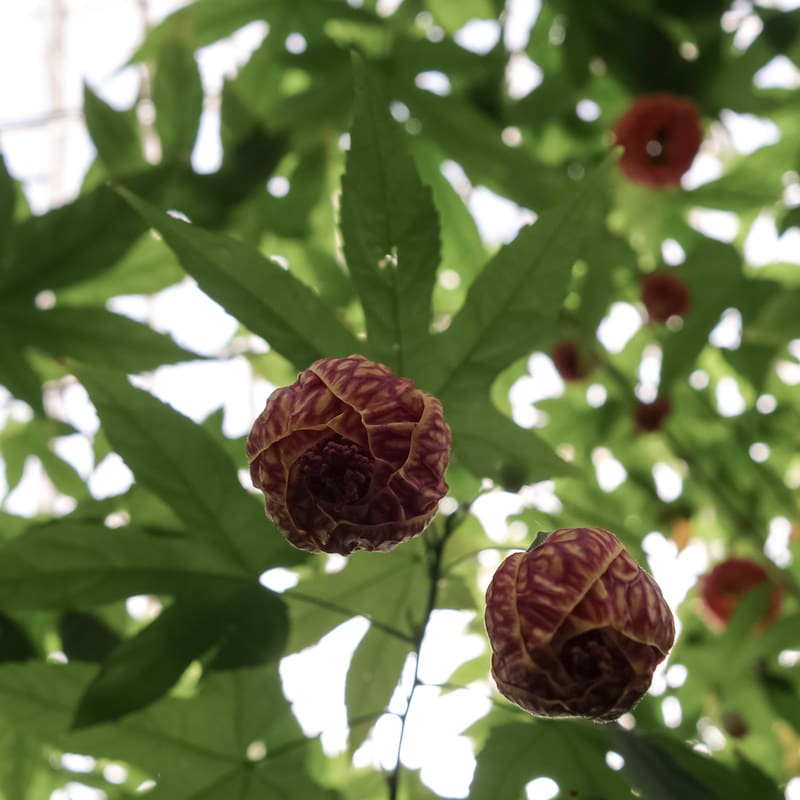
[[117, 189, 359, 368], [340, 53, 441, 373], [76, 366, 302, 572], [0, 663, 335, 799]]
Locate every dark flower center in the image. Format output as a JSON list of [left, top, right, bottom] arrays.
[[560, 629, 630, 684], [646, 126, 669, 164], [299, 435, 373, 505]]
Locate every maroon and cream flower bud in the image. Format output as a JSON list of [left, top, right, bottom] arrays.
[[642, 271, 691, 324], [699, 557, 782, 632], [613, 94, 702, 188], [485, 527, 675, 721], [247, 354, 451, 555]]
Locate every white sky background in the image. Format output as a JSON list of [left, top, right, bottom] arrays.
[[1, 1, 800, 798]]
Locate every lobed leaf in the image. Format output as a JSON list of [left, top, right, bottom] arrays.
[[117, 189, 360, 368], [76, 367, 304, 572], [340, 52, 441, 373], [0, 521, 249, 609]]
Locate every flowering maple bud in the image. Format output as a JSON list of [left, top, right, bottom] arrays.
[[699, 557, 782, 631], [247, 354, 451, 555], [613, 94, 702, 188], [642, 271, 691, 323], [485, 527, 675, 721]]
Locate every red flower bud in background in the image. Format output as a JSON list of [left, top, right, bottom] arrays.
[[642, 271, 691, 323], [247, 355, 451, 555], [551, 339, 594, 382], [634, 397, 672, 433], [721, 710, 749, 739], [485, 527, 675, 721], [699, 557, 782, 631], [613, 94, 702, 188]]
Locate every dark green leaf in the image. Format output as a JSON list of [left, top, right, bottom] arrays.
[[58, 611, 122, 663], [152, 36, 204, 160], [0, 662, 334, 799], [83, 84, 144, 173], [0, 613, 37, 663], [411, 139, 485, 314], [779, 205, 800, 234], [0, 522, 249, 609], [285, 539, 427, 653], [0, 182, 146, 299], [116, 189, 360, 368], [660, 239, 743, 388], [407, 89, 566, 213], [56, 233, 184, 305], [471, 720, 631, 800], [0, 152, 15, 264], [420, 158, 613, 396], [610, 727, 783, 800], [72, 589, 240, 728], [447, 395, 575, 487], [76, 365, 303, 572], [205, 584, 289, 672], [0, 339, 44, 414], [340, 53, 441, 373], [0, 305, 198, 372]]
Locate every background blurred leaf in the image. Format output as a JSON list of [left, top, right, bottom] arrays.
[[82, 85, 144, 174], [471, 719, 631, 799], [152, 35, 203, 161]]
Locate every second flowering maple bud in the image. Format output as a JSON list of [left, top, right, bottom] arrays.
[[247, 354, 451, 555], [485, 527, 675, 721]]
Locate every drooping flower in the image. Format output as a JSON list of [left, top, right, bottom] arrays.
[[642, 271, 691, 323], [699, 557, 782, 631], [613, 94, 702, 188], [485, 527, 675, 721], [247, 355, 451, 555]]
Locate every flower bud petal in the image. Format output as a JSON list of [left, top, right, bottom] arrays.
[[247, 355, 451, 555], [485, 527, 675, 720]]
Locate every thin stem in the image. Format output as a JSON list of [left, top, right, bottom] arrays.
[[386, 505, 466, 800]]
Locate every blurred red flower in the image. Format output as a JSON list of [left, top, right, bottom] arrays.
[[699, 557, 782, 631], [614, 94, 702, 188], [642, 271, 691, 323], [551, 339, 594, 382], [634, 397, 672, 433]]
